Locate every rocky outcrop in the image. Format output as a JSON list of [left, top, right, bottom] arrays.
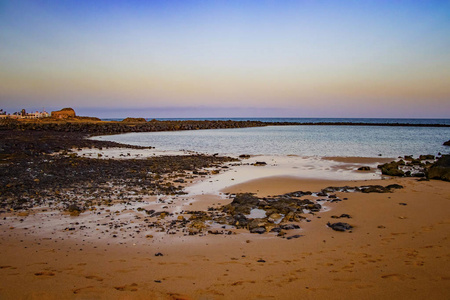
[[51, 108, 76, 119], [444, 140, 450, 146], [428, 155, 450, 181], [121, 117, 147, 123], [378, 160, 405, 176]]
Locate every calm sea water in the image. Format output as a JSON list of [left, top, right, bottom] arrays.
[[93, 119, 450, 158]]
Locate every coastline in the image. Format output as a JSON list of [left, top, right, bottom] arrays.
[[0, 122, 449, 299]]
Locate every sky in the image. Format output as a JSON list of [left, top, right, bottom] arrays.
[[1, 0, 449, 118]]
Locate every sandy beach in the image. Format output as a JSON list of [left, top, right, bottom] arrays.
[[1, 151, 449, 300]]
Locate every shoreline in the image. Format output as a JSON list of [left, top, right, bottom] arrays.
[[1, 126, 449, 299]]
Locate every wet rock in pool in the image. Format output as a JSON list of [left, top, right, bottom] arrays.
[[327, 222, 353, 232]]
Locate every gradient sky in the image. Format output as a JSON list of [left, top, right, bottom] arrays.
[[1, 0, 449, 118]]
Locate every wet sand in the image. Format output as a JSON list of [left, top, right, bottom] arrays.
[[1, 173, 449, 299]]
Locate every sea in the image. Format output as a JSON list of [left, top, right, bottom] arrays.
[[94, 118, 450, 158]]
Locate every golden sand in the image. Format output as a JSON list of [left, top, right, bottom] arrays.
[[1, 175, 449, 299]]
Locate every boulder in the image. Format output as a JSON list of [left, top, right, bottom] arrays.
[[378, 161, 405, 177], [428, 155, 450, 181], [443, 140, 450, 146]]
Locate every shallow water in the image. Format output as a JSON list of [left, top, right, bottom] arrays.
[[92, 125, 450, 158]]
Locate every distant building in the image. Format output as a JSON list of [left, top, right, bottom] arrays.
[[0, 108, 50, 119]]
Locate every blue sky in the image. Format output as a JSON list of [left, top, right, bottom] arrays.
[[1, 0, 449, 118]]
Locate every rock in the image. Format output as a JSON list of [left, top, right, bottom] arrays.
[[51, 108, 76, 119], [239, 154, 251, 159], [419, 154, 435, 160], [327, 222, 353, 232], [360, 184, 402, 193], [280, 224, 300, 230], [428, 155, 450, 181], [250, 227, 266, 234], [232, 214, 249, 228], [286, 234, 303, 240], [283, 191, 312, 197], [413, 172, 426, 177], [331, 214, 351, 219], [361, 186, 388, 193], [270, 227, 282, 233], [305, 203, 321, 212], [268, 213, 282, 223], [121, 117, 147, 122], [254, 161, 267, 166], [357, 166, 371, 171], [378, 160, 405, 177], [385, 184, 403, 190], [154, 252, 164, 256], [444, 140, 450, 146], [207, 230, 223, 235]]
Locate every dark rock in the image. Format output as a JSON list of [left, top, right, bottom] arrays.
[[378, 160, 405, 177], [357, 166, 371, 171], [327, 222, 353, 232], [385, 184, 403, 190], [444, 140, 450, 146], [270, 227, 282, 233], [254, 161, 267, 166], [286, 234, 303, 240], [283, 191, 312, 197], [250, 227, 266, 234], [361, 185, 389, 193], [280, 224, 300, 230], [428, 155, 450, 181], [331, 214, 351, 219], [155, 252, 164, 256], [257, 259, 266, 263], [239, 154, 251, 159], [419, 155, 435, 160], [305, 203, 322, 212]]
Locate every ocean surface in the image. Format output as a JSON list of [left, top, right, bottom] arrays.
[[92, 118, 450, 158]]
